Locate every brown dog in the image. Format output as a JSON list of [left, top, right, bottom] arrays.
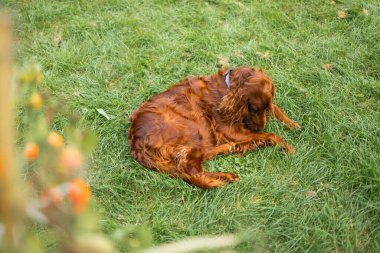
[[128, 67, 300, 188]]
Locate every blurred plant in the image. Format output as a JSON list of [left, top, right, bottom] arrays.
[[0, 15, 118, 252], [12, 63, 119, 253]]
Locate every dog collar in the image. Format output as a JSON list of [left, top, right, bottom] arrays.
[[224, 68, 232, 88]]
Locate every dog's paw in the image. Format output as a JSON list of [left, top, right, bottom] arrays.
[[220, 173, 240, 184], [207, 172, 239, 184], [228, 143, 242, 153], [282, 143, 296, 154], [225, 173, 240, 182], [287, 122, 301, 130], [228, 143, 237, 153], [277, 140, 295, 154]]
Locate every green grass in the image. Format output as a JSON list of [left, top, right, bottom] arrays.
[[5, 0, 380, 252]]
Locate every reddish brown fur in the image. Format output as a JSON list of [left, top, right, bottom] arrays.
[[128, 67, 300, 188]]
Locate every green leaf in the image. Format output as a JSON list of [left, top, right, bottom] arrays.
[[96, 108, 111, 120]]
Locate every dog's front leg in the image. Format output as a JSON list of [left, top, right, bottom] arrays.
[[272, 104, 301, 130], [248, 132, 295, 154], [204, 143, 239, 160], [225, 132, 295, 154]]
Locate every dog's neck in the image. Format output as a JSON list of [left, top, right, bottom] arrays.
[[210, 68, 234, 92]]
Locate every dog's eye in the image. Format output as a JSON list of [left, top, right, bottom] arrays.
[[248, 104, 258, 112]]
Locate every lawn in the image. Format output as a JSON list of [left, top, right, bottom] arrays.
[[5, 0, 380, 252]]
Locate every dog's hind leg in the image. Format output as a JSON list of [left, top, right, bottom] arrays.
[[175, 149, 238, 189], [182, 172, 234, 189]]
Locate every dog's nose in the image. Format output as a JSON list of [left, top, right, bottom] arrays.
[[255, 127, 264, 132]]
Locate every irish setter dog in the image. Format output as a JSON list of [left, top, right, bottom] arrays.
[[129, 67, 300, 189]]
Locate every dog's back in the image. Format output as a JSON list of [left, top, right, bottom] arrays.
[[128, 77, 215, 175]]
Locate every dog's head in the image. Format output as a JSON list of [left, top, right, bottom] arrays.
[[218, 67, 274, 132]]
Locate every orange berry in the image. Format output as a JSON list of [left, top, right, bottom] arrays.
[[69, 179, 90, 213], [59, 147, 83, 172], [40, 186, 63, 205], [48, 132, 64, 148], [29, 92, 43, 109], [24, 142, 39, 161]]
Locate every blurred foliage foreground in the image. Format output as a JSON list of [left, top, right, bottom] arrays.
[[0, 16, 239, 253]]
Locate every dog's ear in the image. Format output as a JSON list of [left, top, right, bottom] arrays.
[[268, 84, 275, 117], [217, 67, 255, 123], [267, 102, 275, 118], [230, 68, 255, 89], [218, 88, 248, 124]]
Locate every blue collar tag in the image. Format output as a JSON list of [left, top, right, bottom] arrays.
[[225, 68, 232, 88]]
